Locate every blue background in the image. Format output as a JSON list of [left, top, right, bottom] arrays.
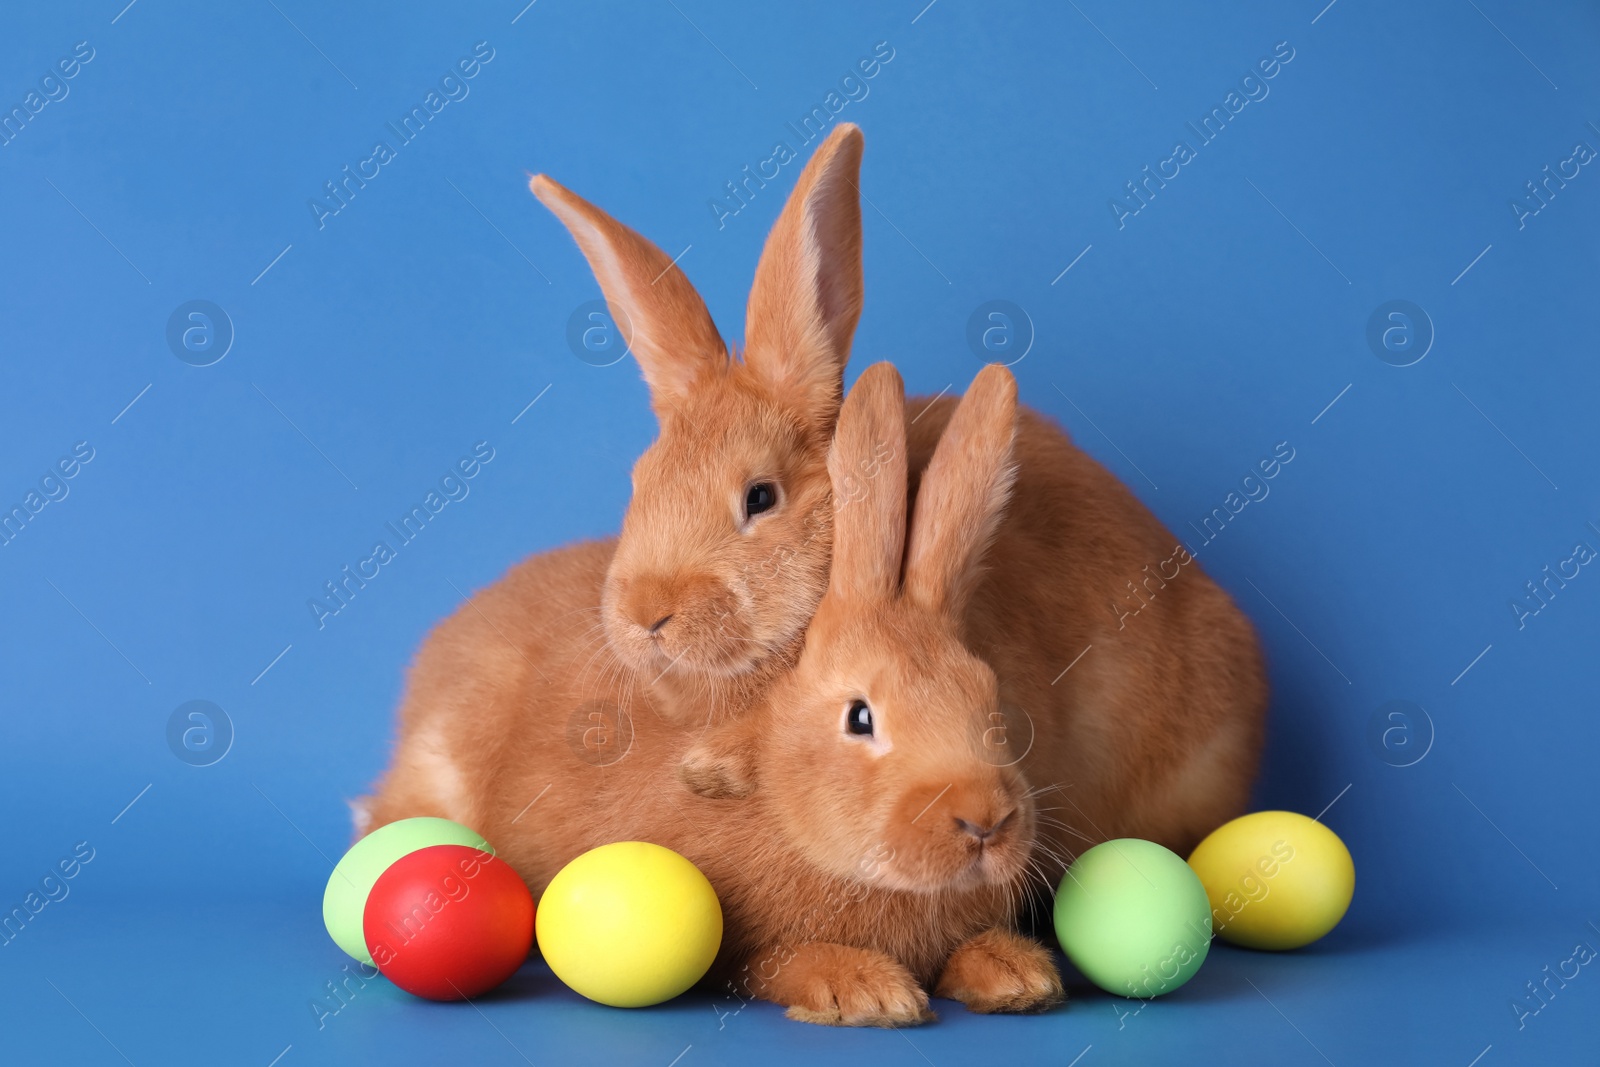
[[2, 1, 1596, 1063]]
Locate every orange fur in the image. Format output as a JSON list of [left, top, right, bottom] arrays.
[[368, 360, 1061, 1026], [933, 928, 1065, 1014], [540, 127, 865, 706], [365, 125, 1268, 1023], [527, 123, 1266, 870], [901, 386, 1268, 863]]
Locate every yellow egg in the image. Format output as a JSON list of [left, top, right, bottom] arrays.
[[536, 841, 723, 1007], [1186, 811, 1353, 950]]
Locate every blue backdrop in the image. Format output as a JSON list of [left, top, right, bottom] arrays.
[[2, 1, 1596, 1064]]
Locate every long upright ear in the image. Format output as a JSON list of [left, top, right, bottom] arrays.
[[902, 364, 1019, 619], [529, 175, 727, 415], [743, 123, 865, 433], [827, 362, 907, 602]]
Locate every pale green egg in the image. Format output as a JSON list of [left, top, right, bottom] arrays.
[[1053, 838, 1212, 998]]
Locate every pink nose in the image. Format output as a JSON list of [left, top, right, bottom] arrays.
[[618, 575, 678, 635]]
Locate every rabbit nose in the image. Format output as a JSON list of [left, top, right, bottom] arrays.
[[648, 614, 673, 635], [955, 809, 1015, 843]]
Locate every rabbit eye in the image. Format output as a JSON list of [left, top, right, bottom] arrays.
[[744, 482, 778, 518], [846, 699, 874, 737]]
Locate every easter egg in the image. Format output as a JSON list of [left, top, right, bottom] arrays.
[[323, 816, 490, 963], [1053, 838, 1212, 998], [1186, 810, 1354, 950], [363, 844, 535, 1000], [536, 842, 723, 1007]]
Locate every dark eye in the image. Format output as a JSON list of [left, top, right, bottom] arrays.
[[744, 482, 777, 518], [846, 699, 874, 737]]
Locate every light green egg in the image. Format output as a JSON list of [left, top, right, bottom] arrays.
[[1053, 838, 1212, 998], [322, 817, 490, 963]]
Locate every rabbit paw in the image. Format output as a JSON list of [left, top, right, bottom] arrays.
[[935, 929, 1065, 1014], [758, 943, 935, 1027], [678, 723, 757, 799]]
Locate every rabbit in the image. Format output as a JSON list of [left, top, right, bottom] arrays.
[[374, 360, 1065, 1027], [367, 122, 879, 831], [527, 122, 1268, 866], [356, 125, 876, 838], [522, 128, 871, 724], [368, 122, 1261, 883]]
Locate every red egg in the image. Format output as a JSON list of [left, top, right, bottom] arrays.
[[363, 844, 534, 1000]]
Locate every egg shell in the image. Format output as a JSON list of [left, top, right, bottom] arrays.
[[1186, 810, 1354, 951], [363, 844, 535, 1000], [1053, 838, 1212, 998], [322, 816, 490, 963], [536, 841, 723, 1008]]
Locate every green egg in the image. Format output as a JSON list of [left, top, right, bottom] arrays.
[[1053, 838, 1213, 998], [322, 816, 490, 963]]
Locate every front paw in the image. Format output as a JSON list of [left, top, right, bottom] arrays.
[[935, 929, 1065, 1014], [677, 746, 754, 798], [678, 724, 757, 799], [757, 943, 936, 1027]]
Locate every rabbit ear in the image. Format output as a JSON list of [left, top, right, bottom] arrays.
[[529, 175, 726, 415], [827, 362, 907, 603], [744, 124, 865, 433], [902, 364, 1019, 619]]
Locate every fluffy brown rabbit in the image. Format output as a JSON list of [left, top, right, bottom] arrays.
[[374, 361, 1064, 1027], [523, 127, 874, 722], [369, 123, 1261, 890], [361, 125, 869, 830], [527, 122, 1267, 863]]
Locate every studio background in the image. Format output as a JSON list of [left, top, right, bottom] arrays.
[[1, 1, 1596, 1063]]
